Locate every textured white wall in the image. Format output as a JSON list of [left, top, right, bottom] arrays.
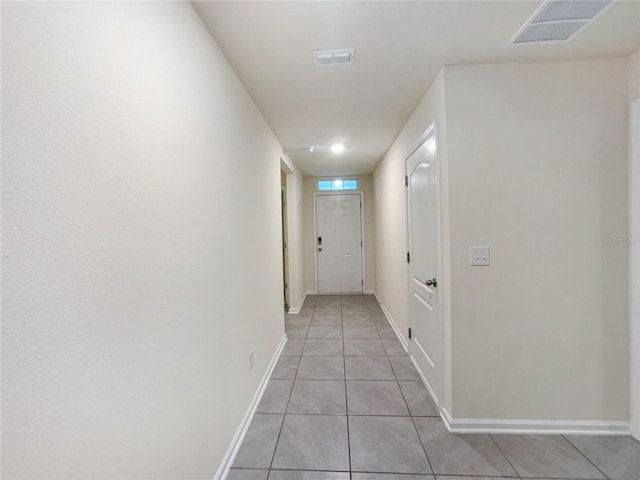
[[629, 49, 640, 102], [631, 99, 640, 440], [361, 174, 377, 292], [629, 49, 640, 440], [445, 60, 629, 421], [303, 176, 317, 291], [1, 2, 285, 478]]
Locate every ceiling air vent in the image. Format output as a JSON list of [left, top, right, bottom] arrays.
[[508, 0, 614, 45], [313, 48, 355, 65]]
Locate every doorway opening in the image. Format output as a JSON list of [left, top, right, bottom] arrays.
[[281, 169, 289, 310]]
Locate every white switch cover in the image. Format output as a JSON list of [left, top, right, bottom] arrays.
[[470, 246, 490, 266]]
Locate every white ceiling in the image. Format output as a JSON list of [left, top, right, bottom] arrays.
[[192, 1, 640, 176]]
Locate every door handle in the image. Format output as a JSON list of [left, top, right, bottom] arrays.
[[318, 247, 322, 252], [425, 278, 437, 287]]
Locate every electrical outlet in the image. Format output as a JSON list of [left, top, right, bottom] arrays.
[[249, 349, 254, 371], [470, 246, 490, 266]]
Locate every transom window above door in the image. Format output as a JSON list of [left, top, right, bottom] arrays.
[[317, 178, 358, 191]]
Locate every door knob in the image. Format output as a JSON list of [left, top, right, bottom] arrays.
[[425, 278, 437, 287], [318, 247, 322, 252]]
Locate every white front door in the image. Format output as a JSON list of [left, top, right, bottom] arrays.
[[315, 193, 363, 294], [406, 128, 443, 404]]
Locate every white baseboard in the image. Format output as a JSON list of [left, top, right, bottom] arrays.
[[213, 335, 287, 480], [440, 406, 454, 431], [364, 289, 375, 294], [287, 291, 309, 314], [441, 407, 630, 435], [306, 289, 315, 295], [373, 291, 408, 351]]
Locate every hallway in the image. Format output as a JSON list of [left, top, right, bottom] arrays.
[[228, 295, 640, 480]]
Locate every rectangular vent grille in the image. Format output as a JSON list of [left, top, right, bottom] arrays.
[[513, 21, 588, 43], [508, 0, 614, 45], [532, 0, 613, 23], [313, 48, 355, 65]]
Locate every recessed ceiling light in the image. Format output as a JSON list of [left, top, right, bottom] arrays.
[[331, 144, 345, 154]]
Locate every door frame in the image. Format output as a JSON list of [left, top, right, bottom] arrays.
[[313, 191, 365, 294], [630, 99, 640, 440], [404, 122, 445, 406], [281, 186, 290, 309]]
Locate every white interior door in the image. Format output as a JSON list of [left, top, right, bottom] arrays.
[[316, 193, 363, 294], [406, 128, 443, 404]]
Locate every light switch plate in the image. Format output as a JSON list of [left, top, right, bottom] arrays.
[[470, 246, 490, 266]]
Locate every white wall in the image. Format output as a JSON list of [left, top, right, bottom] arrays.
[[629, 49, 640, 102], [281, 156, 306, 310], [630, 98, 640, 440], [445, 59, 629, 421], [374, 59, 630, 423], [628, 49, 640, 439], [1, 2, 286, 478], [303, 174, 376, 293], [304, 176, 317, 291]]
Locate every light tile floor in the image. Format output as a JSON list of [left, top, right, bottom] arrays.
[[228, 294, 640, 480]]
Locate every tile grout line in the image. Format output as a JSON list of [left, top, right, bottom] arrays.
[[282, 295, 518, 479], [390, 339, 436, 477], [340, 296, 354, 480], [268, 298, 316, 475], [562, 434, 611, 480], [434, 475, 522, 479], [231, 466, 525, 478], [371, 294, 443, 477], [487, 433, 521, 478]]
